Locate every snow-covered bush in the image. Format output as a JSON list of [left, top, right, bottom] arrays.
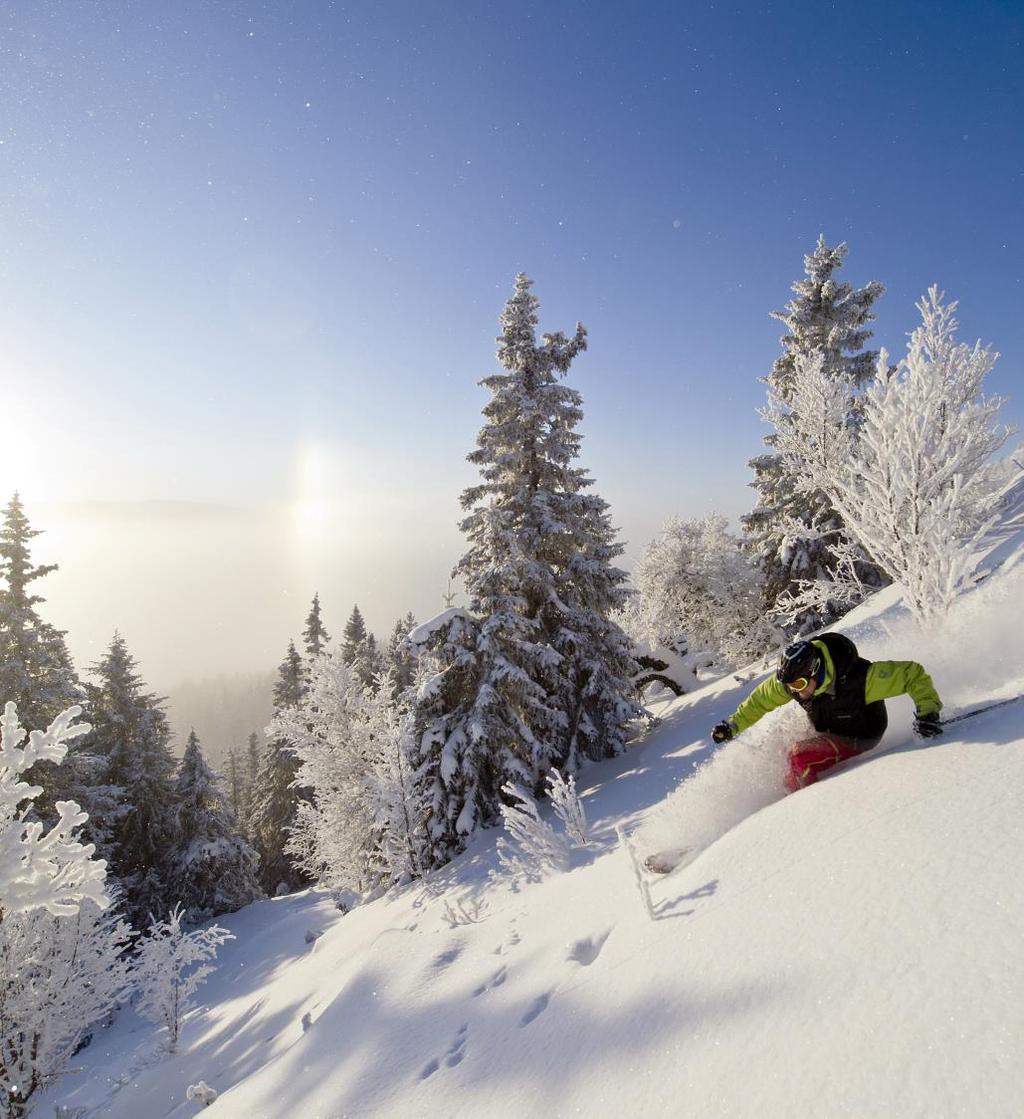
[[0, 702, 107, 917], [186, 1081, 219, 1108], [769, 288, 1014, 625], [494, 770, 592, 885], [547, 768, 588, 847], [495, 782, 569, 884], [0, 899, 133, 1116], [133, 904, 233, 1054]]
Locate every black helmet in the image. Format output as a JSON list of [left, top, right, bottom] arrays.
[[777, 640, 823, 686]]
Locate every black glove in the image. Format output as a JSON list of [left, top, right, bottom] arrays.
[[711, 721, 735, 744], [914, 712, 943, 739]]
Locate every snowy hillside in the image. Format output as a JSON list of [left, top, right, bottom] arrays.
[[42, 518, 1024, 1119]]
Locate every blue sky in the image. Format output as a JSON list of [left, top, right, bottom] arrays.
[[3, 1, 1022, 686]]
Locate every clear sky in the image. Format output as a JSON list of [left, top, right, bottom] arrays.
[[3, 0, 1022, 689]]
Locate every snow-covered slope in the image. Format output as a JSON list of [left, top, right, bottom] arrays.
[[43, 525, 1024, 1119]]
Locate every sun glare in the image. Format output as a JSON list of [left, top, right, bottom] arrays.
[[290, 443, 338, 548]]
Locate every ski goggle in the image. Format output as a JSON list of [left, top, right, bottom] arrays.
[[784, 676, 813, 694]]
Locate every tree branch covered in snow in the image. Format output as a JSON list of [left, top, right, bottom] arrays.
[[0, 702, 108, 919], [547, 769, 588, 847]]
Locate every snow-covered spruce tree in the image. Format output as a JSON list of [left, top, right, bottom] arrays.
[[341, 604, 383, 690], [769, 288, 1014, 626], [0, 703, 132, 1118], [133, 904, 233, 1055], [382, 612, 418, 700], [248, 641, 308, 895], [84, 635, 178, 928], [624, 513, 777, 677], [272, 649, 378, 892], [169, 731, 261, 922], [742, 237, 887, 630], [459, 275, 639, 766], [341, 605, 368, 665], [0, 495, 86, 815], [0, 495, 83, 733], [302, 592, 331, 659], [407, 610, 487, 865], [415, 275, 639, 860]]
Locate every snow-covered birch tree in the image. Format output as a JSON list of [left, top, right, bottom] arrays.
[[0, 899, 133, 1117], [624, 513, 777, 674], [367, 699, 431, 883], [273, 649, 379, 893], [768, 288, 1014, 625]]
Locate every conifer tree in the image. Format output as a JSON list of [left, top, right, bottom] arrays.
[[341, 605, 383, 689], [170, 730, 262, 921], [226, 747, 245, 821], [85, 633, 178, 927], [302, 592, 331, 659], [383, 612, 418, 700], [244, 730, 260, 830], [0, 495, 85, 809], [248, 641, 308, 895], [742, 236, 887, 629], [414, 274, 639, 857], [353, 632, 385, 690], [341, 606, 368, 665], [273, 639, 304, 708]]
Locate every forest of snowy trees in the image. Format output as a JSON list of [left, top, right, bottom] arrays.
[[1, 245, 1017, 1113]]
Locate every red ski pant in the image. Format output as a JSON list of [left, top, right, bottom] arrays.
[[785, 733, 881, 793]]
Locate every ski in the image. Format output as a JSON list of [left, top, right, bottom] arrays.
[[941, 694, 1024, 727]]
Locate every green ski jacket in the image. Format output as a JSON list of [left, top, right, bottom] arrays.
[[729, 639, 942, 736]]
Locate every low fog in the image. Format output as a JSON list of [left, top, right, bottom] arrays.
[[33, 498, 460, 717]]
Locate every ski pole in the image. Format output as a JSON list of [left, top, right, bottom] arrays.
[[941, 694, 1024, 727]]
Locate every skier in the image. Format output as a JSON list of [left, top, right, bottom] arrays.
[[711, 633, 944, 792]]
